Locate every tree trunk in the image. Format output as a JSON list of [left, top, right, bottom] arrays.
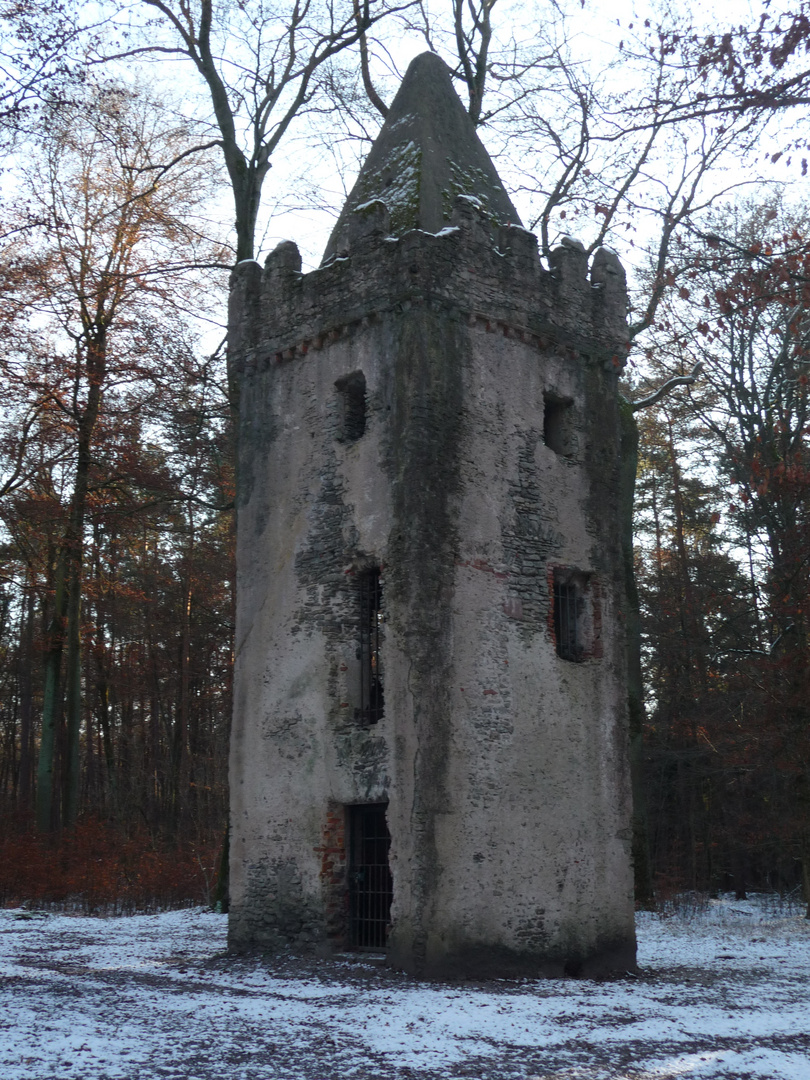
[[36, 551, 68, 832], [61, 429, 96, 829], [619, 401, 654, 906], [172, 580, 193, 831], [666, 420, 708, 697], [17, 580, 35, 813], [38, 334, 105, 832], [212, 823, 230, 912], [62, 558, 84, 827]]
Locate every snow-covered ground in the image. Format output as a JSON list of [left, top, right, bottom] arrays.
[[1, 895, 809, 1080]]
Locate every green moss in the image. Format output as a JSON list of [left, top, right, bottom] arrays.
[[352, 140, 422, 236], [441, 161, 500, 226]]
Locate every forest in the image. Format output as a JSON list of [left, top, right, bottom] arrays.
[[0, 0, 808, 912]]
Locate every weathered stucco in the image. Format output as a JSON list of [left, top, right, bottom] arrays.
[[227, 53, 636, 978]]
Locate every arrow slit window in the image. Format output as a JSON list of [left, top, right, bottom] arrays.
[[543, 394, 574, 457], [358, 567, 384, 724], [335, 371, 367, 442]]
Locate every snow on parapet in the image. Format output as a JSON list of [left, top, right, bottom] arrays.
[[229, 194, 629, 379]]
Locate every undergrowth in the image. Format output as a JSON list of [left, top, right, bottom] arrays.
[[0, 815, 220, 914]]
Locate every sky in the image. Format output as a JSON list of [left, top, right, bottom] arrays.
[[68, 0, 797, 288], [253, 0, 778, 268]]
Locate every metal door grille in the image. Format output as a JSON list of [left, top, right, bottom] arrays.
[[349, 804, 392, 949], [359, 568, 384, 724], [554, 578, 581, 662]]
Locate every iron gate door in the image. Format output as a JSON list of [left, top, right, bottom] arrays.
[[349, 803, 393, 948]]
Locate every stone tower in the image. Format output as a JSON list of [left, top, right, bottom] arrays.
[[227, 52, 637, 978]]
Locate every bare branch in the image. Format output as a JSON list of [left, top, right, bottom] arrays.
[[629, 363, 703, 412]]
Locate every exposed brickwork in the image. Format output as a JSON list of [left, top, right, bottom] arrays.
[[503, 432, 558, 640], [546, 564, 558, 646], [590, 579, 605, 660], [316, 803, 348, 944], [227, 856, 324, 953], [455, 558, 509, 579]]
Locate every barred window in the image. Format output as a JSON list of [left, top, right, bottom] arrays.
[[553, 576, 583, 662], [552, 568, 600, 662]]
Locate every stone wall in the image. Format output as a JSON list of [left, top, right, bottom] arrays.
[[227, 194, 637, 977]]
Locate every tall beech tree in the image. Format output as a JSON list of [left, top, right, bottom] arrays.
[[0, 81, 226, 830]]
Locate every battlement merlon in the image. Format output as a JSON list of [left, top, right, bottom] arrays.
[[227, 196, 630, 386]]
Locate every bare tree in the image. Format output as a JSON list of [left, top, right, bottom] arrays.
[[333, 2, 781, 348], [0, 0, 95, 137], [97, 0, 412, 261]]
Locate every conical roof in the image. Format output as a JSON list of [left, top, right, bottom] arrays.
[[322, 52, 522, 263]]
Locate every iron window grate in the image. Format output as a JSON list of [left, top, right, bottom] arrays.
[[554, 578, 582, 662]]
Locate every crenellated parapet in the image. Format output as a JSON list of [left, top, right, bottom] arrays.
[[228, 196, 629, 388]]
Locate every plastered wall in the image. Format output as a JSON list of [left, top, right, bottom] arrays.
[[227, 198, 637, 977]]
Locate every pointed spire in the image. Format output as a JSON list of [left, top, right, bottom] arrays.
[[322, 52, 522, 263]]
